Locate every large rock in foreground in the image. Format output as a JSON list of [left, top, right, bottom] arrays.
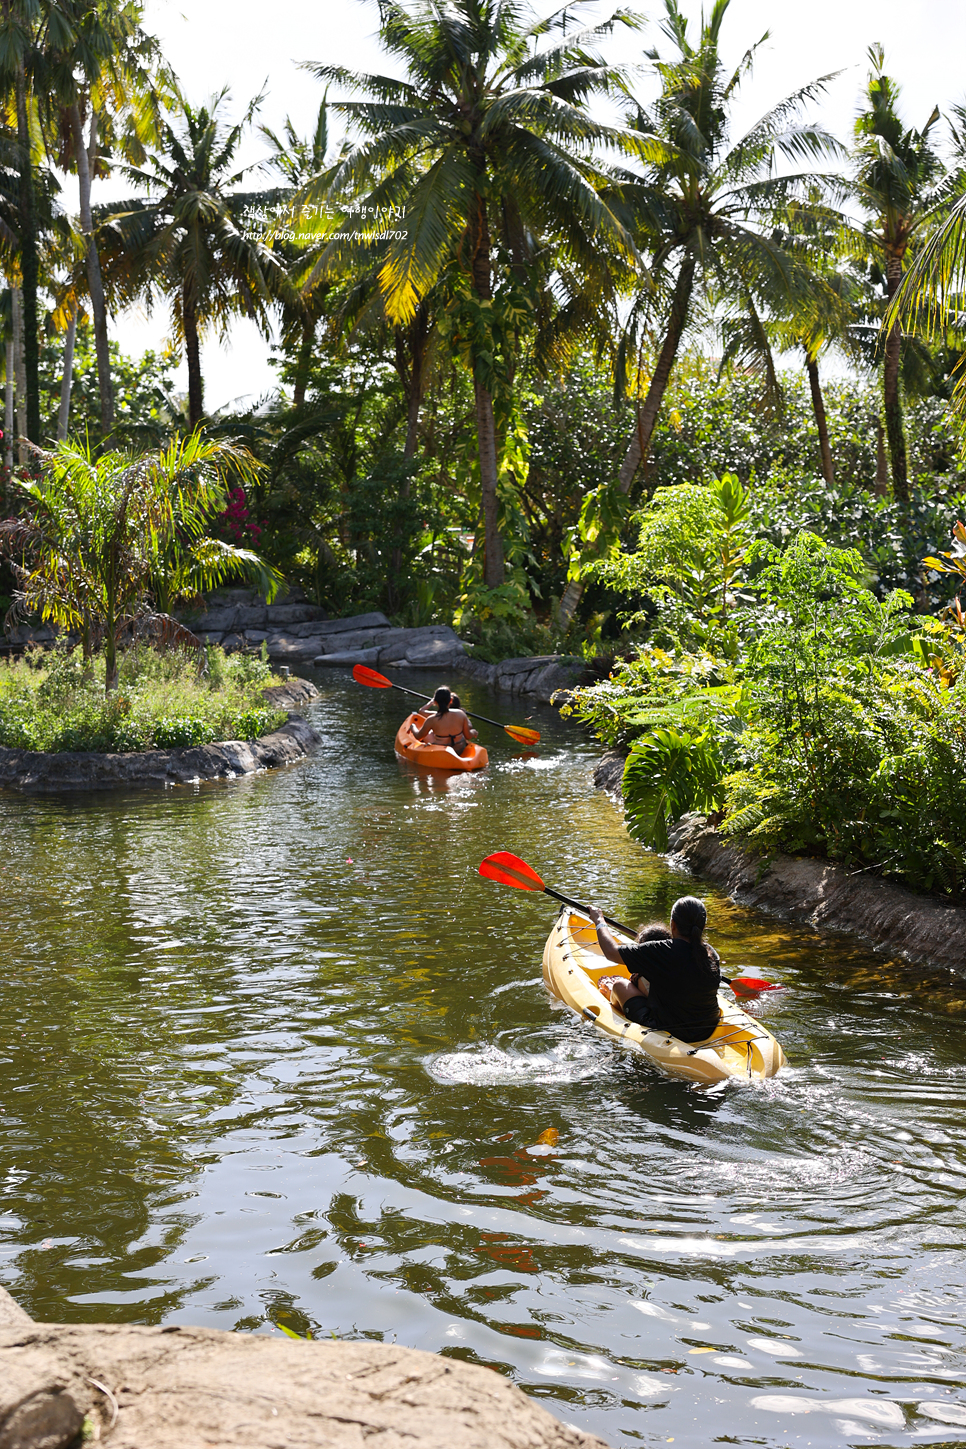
[[0, 1321, 610, 1449]]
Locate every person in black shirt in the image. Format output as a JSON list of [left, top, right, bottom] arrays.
[[588, 896, 721, 1043]]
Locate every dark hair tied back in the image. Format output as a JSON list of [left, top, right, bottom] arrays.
[[433, 687, 452, 712], [670, 896, 715, 971]]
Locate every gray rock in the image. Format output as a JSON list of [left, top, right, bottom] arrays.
[[405, 640, 467, 667], [318, 612, 390, 635], [529, 660, 585, 704], [221, 633, 245, 652], [268, 636, 324, 660], [264, 604, 327, 627], [312, 647, 382, 666], [593, 749, 629, 797], [234, 605, 268, 628], [243, 630, 269, 642], [197, 632, 225, 645], [0, 716, 320, 794], [185, 607, 236, 633], [262, 679, 319, 709], [315, 628, 388, 653], [289, 619, 339, 638]]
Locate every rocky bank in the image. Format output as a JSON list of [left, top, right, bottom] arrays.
[[182, 593, 586, 704], [0, 1287, 607, 1449], [0, 680, 321, 795], [593, 750, 966, 974]]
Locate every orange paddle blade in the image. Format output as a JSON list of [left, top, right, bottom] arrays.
[[478, 851, 546, 891], [353, 663, 393, 689], [504, 724, 541, 747]]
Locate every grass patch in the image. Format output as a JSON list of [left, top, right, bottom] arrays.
[[0, 645, 289, 753]]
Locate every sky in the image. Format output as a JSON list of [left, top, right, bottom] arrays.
[[95, 0, 966, 411]]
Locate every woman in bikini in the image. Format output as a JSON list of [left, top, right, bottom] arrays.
[[409, 686, 478, 756]]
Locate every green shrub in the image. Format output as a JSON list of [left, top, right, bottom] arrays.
[[570, 527, 966, 901], [151, 716, 217, 749], [0, 645, 288, 754]]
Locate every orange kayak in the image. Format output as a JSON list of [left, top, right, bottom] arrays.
[[394, 712, 489, 772]]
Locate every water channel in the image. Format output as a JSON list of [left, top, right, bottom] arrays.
[[2, 673, 965, 1447]]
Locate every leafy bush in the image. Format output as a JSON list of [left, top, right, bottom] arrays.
[[570, 527, 966, 901], [0, 645, 287, 754]]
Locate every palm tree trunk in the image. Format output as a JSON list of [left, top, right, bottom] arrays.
[[69, 104, 114, 439], [12, 286, 26, 465], [559, 254, 695, 624], [4, 339, 12, 470], [883, 251, 909, 503], [617, 255, 696, 495], [388, 311, 429, 602], [874, 415, 889, 495], [183, 283, 204, 429], [469, 196, 504, 588], [293, 318, 313, 409], [805, 355, 834, 486], [16, 64, 40, 445], [57, 308, 78, 442]]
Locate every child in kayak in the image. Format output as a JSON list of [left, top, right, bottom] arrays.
[[589, 896, 721, 1042], [410, 686, 478, 756]]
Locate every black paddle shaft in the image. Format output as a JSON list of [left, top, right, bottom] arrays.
[[385, 680, 525, 735], [542, 885, 634, 937]]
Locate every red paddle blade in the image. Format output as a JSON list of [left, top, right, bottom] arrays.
[[479, 851, 546, 891], [352, 663, 393, 689], [730, 977, 782, 995]]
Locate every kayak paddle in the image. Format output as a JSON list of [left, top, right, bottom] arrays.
[[728, 976, 783, 995], [478, 851, 781, 993], [478, 852, 634, 934], [352, 664, 541, 746]]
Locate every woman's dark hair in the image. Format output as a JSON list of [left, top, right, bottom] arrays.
[[450, 693, 462, 710], [670, 896, 716, 971], [635, 922, 672, 943], [432, 687, 452, 712]]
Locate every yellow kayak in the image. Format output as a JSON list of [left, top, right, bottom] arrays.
[[542, 910, 786, 1084]]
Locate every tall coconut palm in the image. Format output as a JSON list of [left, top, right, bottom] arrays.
[[304, 0, 639, 588], [558, 0, 841, 620], [39, 0, 169, 440], [850, 46, 947, 503], [617, 0, 840, 490], [100, 89, 292, 429], [885, 103, 966, 426], [260, 98, 339, 409]]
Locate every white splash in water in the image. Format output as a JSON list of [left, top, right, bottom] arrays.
[[427, 1041, 600, 1086]]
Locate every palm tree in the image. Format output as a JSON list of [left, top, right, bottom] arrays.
[[39, 0, 169, 439], [558, 0, 841, 620], [305, 0, 638, 588], [0, 434, 281, 690], [260, 98, 341, 409], [100, 89, 292, 429], [850, 45, 948, 503], [886, 104, 966, 425]]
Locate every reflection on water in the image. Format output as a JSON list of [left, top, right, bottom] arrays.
[[2, 669, 965, 1446]]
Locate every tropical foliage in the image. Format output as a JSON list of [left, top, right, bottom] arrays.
[[0, 642, 284, 752], [0, 435, 281, 688]]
